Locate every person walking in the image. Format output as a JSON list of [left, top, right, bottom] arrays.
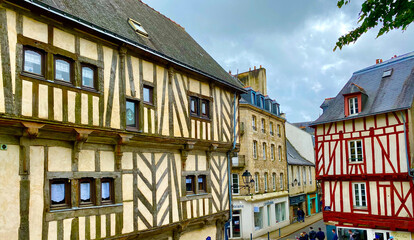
[[332, 229, 338, 240], [316, 227, 325, 240], [296, 208, 303, 222], [309, 227, 317, 240]]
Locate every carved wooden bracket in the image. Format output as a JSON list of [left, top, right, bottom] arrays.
[[119, 46, 127, 56], [21, 122, 45, 139], [210, 143, 218, 151], [168, 67, 174, 84], [74, 128, 93, 142], [118, 133, 133, 145]]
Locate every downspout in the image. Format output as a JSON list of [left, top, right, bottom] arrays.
[[225, 92, 237, 239], [400, 111, 414, 178]]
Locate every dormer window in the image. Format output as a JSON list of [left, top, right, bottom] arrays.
[[128, 18, 148, 37], [382, 69, 393, 78], [349, 97, 359, 115]]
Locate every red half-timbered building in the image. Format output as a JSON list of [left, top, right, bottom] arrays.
[[312, 53, 414, 240]]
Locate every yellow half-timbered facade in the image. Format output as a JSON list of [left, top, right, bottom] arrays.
[[0, 0, 244, 239]]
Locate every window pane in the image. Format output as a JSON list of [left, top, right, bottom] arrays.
[[55, 59, 71, 82], [126, 101, 136, 127], [198, 176, 206, 191], [80, 182, 91, 202], [354, 98, 359, 112], [191, 98, 197, 113], [232, 174, 239, 194], [51, 183, 66, 204], [143, 87, 151, 103], [102, 182, 110, 200], [201, 101, 207, 115], [82, 67, 94, 88], [24, 50, 42, 75]]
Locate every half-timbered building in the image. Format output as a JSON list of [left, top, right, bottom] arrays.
[[312, 53, 414, 240], [230, 67, 289, 239], [0, 0, 244, 239]]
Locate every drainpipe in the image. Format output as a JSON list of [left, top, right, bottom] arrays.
[[225, 92, 238, 239], [400, 111, 414, 178]]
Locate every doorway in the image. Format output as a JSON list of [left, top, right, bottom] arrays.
[[231, 210, 241, 238]]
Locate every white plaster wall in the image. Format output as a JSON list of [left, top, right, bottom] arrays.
[[286, 122, 315, 163]]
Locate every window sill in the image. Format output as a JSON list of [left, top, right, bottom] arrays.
[[352, 206, 368, 211], [143, 102, 155, 108], [181, 193, 211, 201], [190, 115, 211, 122], [46, 203, 122, 221], [349, 161, 364, 164]]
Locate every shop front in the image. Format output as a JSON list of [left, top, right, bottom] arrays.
[[306, 192, 319, 215], [336, 226, 413, 240], [289, 194, 306, 222]]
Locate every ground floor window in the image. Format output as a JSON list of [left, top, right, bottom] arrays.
[[275, 202, 286, 222], [254, 206, 263, 231], [337, 227, 368, 240], [231, 210, 241, 238]]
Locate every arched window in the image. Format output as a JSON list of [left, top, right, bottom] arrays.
[[263, 142, 267, 160], [280, 173, 284, 190]]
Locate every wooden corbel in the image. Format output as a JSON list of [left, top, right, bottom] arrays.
[[21, 122, 45, 139], [168, 67, 174, 84], [181, 149, 189, 170], [118, 133, 133, 145], [73, 128, 93, 152]]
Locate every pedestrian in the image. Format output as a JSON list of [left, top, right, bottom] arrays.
[[297, 208, 303, 222], [332, 229, 338, 240], [316, 227, 325, 240], [300, 208, 305, 222], [299, 232, 306, 240], [304, 231, 309, 240], [309, 227, 317, 240]]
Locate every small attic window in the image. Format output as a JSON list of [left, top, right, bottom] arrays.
[[382, 69, 393, 78], [128, 18, 148, 37]]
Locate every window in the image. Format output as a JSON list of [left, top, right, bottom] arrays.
[[297, 167, 301, 186], [264, 172, 268, 192], [23, 47, 44, 76], [262, 142, 267, 160], [101, 178, 114, 204], [50, 179, 71, 209], [270, 122, 274, 135], [54, 56, 72, 82], [251, 92, 256, 105], [277, 124, 281, 137], [272, 173, 276, 191], [186, 175, 195, 194], [143, 85, 154, 104], [309, 168, 312, 185], [126, 99, 139, 129], [79, 178, 95, 206], [260, 97, 265, 108], [271, 144, 275, 160], [254, 206, 263, 230], [267, 205, 271, 226], [353, 183, 367, 207], [253, 141, 257, 159], [232, 173, 239, 195], [198, 175, 206, 193], [252, 115, 257, 131], [81, 65, 96, 89], [280, 173, 284, 190], [349, 140, 363, 162], [303, 167, 307, 185], [275, 202, 286, 222], [382, 69, 393, 78], [278, 146, 282, 161], [261, 119, 265, 133], [128, 18, 148, 37], [189, 96, 210, 119], [201, 100, 209, 118], [254, 173, 259, 193], [190, 97, 199, 115], [349, 97, 359, 115]]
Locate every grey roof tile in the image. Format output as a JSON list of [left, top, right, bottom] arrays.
[[286, 140, 314, 166]]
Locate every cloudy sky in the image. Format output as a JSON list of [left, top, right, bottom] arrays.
[[145, 0, 414, 123]]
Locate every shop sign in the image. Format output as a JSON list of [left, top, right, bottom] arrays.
[[289, 195, 305, 205], [264, 201, 274, 206], [233, 204, 244, 209]]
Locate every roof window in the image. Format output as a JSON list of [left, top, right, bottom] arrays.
[[128, 18, 148, 37], [382, 69, 393, 78]]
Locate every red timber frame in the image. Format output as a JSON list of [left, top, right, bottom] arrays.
[[314, 110, 414, 232]]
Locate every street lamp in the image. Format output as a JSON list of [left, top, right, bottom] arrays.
[[241, 170, 255, 196]]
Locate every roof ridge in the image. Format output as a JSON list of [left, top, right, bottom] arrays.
[[138, 0, 185, 30], [354, 51, 414, 75]]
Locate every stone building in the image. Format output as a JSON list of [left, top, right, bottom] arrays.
[[230, 67, 289, 239], [0, 0, 244, 239], [312, 53, 414, 239], [285, 122, 317, 222]]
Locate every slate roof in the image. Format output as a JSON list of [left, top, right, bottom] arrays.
[[286, 140, 314, 166], [25, 0, 244, 91], [313, 52, 414, 125]]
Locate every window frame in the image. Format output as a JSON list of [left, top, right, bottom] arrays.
[[143, 85, 154, 105], [252, 115, 257, 131], [303, 167, 307, 185], [280, 173, 284, 190], [190, 96, 199, 116], [126, 99, 140, 131], [189, 95, 211, 120], [54, 55, 74, 84], [271, 144, 275, 160], [262, 142, 267, 160], [101, 178, 114, 205], [232, 173, 240, 195], [23, 46, 46, 77], [272, 173, 276, 191], [353, 182, 367, 208], [185, 175, 196, 195], [261, 118, 265, 133], [79, 178, 95, 207], [81, 63, 97, 90], [278, 145, 282, 161], [277, 124, 281, 137], [348, 139, 363, 163], [254, 173, 259, 193], [253, 140, 258, 159], [197, 175, 207, 193], [264, 172, 268, 192], [201, 99, 210, 118], [50, 178, 71, 209], [349, 97, 359, 115], [270, 122, 274, 136]]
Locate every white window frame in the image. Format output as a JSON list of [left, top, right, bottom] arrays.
[[255, 173, 259, 193], [309, 167, 312, 185], [277, 124, 281, 137], [278, 146, 282, 161], [270, 122, 274, 135], [252, 116, 257, 131], [349, 97, 359, 115], [272, 173, 276, 191], [261, 119, 265, 133], [353, 182, 367, 207], [264, 173, 268, 192], [263, 142, 267, 160], [232, 173, 239, 195], [348, 139, 363, 162], [280, 173, 284, 190], [253, 141, 257, 159]]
